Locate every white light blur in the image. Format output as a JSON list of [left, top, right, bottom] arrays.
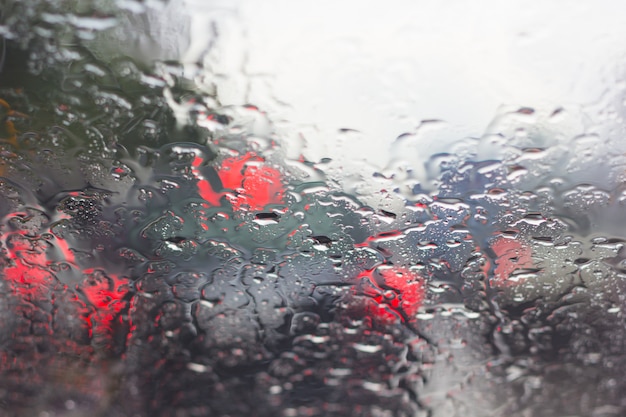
[[116, 0, 626, 199]]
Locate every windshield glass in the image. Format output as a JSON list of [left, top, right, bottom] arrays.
[[2, 1, 626, 416]]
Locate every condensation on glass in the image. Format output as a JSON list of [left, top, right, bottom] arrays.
[[1, 1, 626, 416]]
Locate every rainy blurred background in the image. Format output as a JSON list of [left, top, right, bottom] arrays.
[[2, 0, 626, 416]]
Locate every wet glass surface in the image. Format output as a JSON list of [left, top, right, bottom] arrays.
[[2, 1, 626, 416]]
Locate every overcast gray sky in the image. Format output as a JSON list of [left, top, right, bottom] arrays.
[[117, 0, 626, 204]]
